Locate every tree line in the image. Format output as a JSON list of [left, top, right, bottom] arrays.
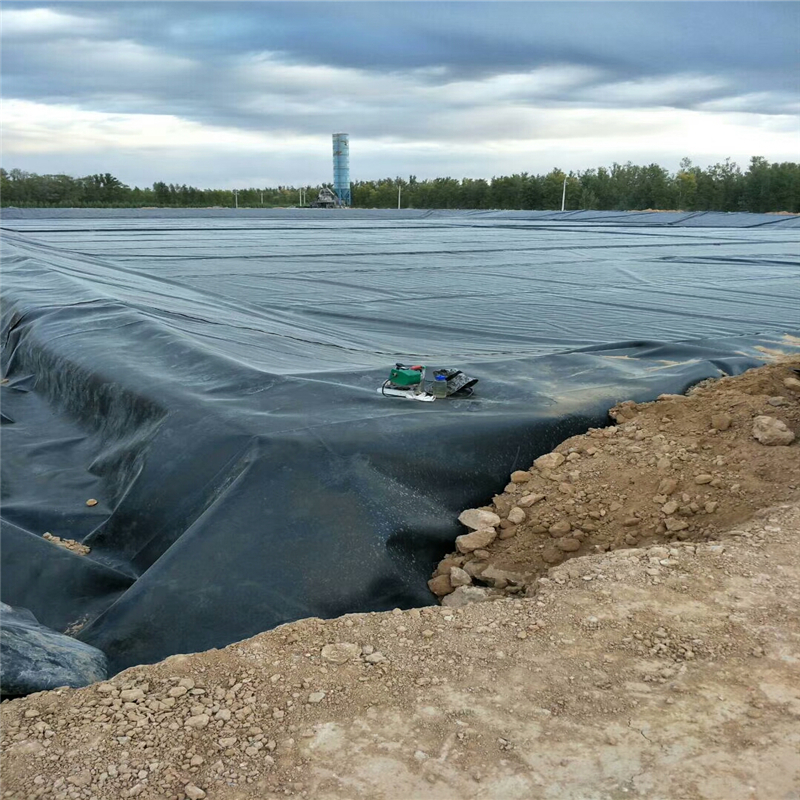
[[2, 157, 798, 213]]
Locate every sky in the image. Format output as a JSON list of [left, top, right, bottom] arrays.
[[2, 1, 799, 188]]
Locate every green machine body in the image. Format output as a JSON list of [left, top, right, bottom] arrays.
[[389, 364, 424, 387]]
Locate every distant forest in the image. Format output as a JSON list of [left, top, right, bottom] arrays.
[[2, 157, 798, 212]]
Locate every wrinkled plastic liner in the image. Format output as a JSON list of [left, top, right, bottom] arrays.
[[2, 209, 798, 673]]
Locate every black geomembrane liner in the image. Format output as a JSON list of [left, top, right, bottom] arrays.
[[2, 209, 798, 673]]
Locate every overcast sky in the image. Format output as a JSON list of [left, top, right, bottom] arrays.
[[2, 1, 798, 188]]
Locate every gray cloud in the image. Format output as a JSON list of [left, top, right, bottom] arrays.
[[1, 2, 798, 185], [6, 2, 797, 82]]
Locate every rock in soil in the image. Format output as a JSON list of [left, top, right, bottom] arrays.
[[752, 414, 796, 446]]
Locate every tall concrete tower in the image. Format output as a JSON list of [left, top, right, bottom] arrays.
[[332, 133, 351, 206]]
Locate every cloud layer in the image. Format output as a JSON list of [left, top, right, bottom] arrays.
[[2, 2, 798, 187]]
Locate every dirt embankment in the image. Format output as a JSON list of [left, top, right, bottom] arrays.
[[2, 359, 799, 800], [428, 357, 800, 604]]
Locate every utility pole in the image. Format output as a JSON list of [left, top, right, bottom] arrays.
[[561, 177, 567, 212], [398, 185, 402, 210], [234, 189, 239, 209]]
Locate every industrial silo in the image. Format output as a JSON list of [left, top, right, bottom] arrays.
[[332, 133, 351, 206]]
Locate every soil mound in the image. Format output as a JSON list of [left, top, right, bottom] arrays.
[[429, 357, 800, 600]]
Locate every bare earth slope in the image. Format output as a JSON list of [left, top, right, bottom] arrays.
[[2, 359, 799, 800], [429, 355, 800, 599]]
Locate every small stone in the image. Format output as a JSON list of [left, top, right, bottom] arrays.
[[767, 396, 790, 407], [711, 413, 732, 431], [507, 507, 526, 525], [434, 556, 462, 577], [168, 686, 188, 698], [752, 416, 795, 446], [510, 470, 531, 483], [656, 458, 671, 471], [308, 692, 325, 704], [556, 537, 581, 552], [662, 500, 678, 515], [184, 784, 207, 800], [441, 586, 493, 607], [622, 517, 639, 527], [364, 651, 388, 664], [85, 499, 98, 507], [464, 559, 488, 578], [657, 478, 678, 496], [67, 771, 92, 788], [493, 494, 515, 517], [783, 376, 800, 392], [185, 714, 210, 728], [449, 566, 472, 587], [480, 564, 518, 589], [541, 547, 562, 564], [456, 527, 497, 553], [548, 520, 571, 537], [498, 525, 518, 540], [530, 524, 548, 533], [518, 493, 545, 508], [321, 642, 361, 664], [694, 474, 713, 485], [120, 688, 144, 702], [458, 509, 501, 530], [534, 452, 566, 471], [665, 518, 689, 532], [705, 501, 719, 513]]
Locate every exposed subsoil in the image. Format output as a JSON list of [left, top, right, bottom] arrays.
[[429, 356, 800, 600], [2, 358, 799, 800]]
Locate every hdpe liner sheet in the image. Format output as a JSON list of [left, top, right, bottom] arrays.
[[2, 210, 799, 674]]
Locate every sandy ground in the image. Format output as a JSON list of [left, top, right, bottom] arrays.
[[2, 359, 799, 800]]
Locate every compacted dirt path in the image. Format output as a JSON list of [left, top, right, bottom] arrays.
[[2, 358, 799, 800]]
